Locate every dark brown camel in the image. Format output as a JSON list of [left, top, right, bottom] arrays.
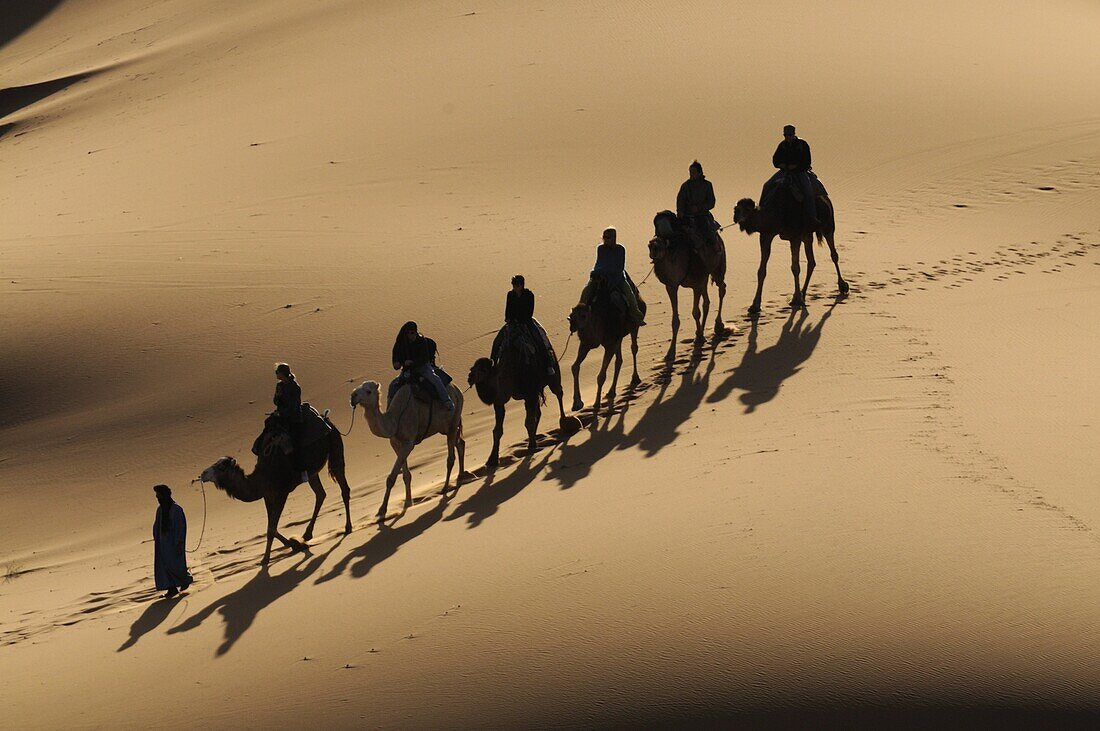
[[199, 418, 352, 567], [733, 194, 848, 313], [568, 280, 645, 415], [648, 210, 728, 353], [468, 332, 581, 468]]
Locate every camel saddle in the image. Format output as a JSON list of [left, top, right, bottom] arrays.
[[251, 403, 331, 458], [389, 367, 453, 404], [653, 210, 717, 251]]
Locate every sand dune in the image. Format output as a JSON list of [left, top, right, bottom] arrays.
[[1, 0, 1099, 726]]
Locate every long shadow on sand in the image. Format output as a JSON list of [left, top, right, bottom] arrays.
[[315, 495, 453, 584], [444, 449, 555, 529], [0, 71, 99, 121], [0, 0, 65, 52], [117, 595, 183, 652], [617, 337, 721, 458], [707, 299, 840, 413], [544, 406, 628, 491], [166, 537, 345, 656]]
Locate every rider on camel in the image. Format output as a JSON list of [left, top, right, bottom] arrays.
[[676, 160, 717, 247], [273, 363, 303, 449], [577, 228, 645, 326], [491, 275, 557, 375], [391, 321, 454, 411], [762, 124, 820, 226]]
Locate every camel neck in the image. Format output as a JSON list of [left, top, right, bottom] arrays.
[[362, 397, 396, 439], [222, 464, 266, 502]]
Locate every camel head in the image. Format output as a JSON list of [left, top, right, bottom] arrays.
[[648, 236, 670, 263], [468, 357, 494, 386], [649, 210, 679, 262], [568, 304, 590, 334], [733, 198, 758, 233], [200, 456, 263, 502], [199, 456, 242, 493], [350, 380, 381, 410]]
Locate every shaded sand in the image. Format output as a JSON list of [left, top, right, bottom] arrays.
[[1, 0, 1099, 726]]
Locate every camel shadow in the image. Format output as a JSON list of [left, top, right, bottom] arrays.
[[116, 595, 184, 652], [443, 450, 554, 529], [619, 338, 719, 457], [707, 299, 839, 412], [167, 537, 344, 656], [545, 406, 628, 490], [315, 495, 453, 584]]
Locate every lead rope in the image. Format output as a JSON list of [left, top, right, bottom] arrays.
[[556, 331, 573, 364], [337, 404, 357, 436], [187, 478, 208, 554]]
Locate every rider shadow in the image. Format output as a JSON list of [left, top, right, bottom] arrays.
[[545, 405, 628, 491], [619, 339, 718, 458], [707, 299, 839, 413], [444, 449, 554, 529], [167, 536, 344, 656], [116, 595, 184, 652], [316, 495, 452, 582]]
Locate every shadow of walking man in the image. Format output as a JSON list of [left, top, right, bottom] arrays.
[[116, 596, 181, 652], [707, 299, 838, 412]]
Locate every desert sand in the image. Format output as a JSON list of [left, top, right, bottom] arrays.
[[1, 0, 1099, 726]]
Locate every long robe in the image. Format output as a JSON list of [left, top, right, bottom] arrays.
[[153, 502, 193, 591]]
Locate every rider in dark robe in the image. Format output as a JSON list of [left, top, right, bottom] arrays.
[[491, 275, 557, 375], [577, 228, 645, 326], [273, 363, 303, 449], [391, 321, 454, 410], [761, 124, 819, 225], [676, 160, 717, 246]]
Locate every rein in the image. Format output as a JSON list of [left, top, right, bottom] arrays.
[[336, 404, 357, 436], [187, 478, 208, 554]]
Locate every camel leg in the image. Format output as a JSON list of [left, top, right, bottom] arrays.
[[379, 439, 414, 522], [801, 235, 816, 302], [571, 345, 591, 412], [302, 473, 326, 542], [524, 397, 541, 453], [826, 231, 849, 293], [699, 286, 710, 343], [456, 425, 467, 482], [262, 492, 292, 567], [594, 346, 615, 413], [789, 239, 804, 309], [487, 403, 505, 469], [605, 343, 624, 415], [550, 372, 568, 420], [629, 329, 641, 387], [444, 433, 456, 490], [332, 468, 353, 534], [401, 459, 413, 508], [690, 288, 704, 343], [666, 283, 680, 360], [750, 234, 773, 314], [714, 273, 727, 334]]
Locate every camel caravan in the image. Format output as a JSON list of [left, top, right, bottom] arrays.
[[197, 128, 848, 565]]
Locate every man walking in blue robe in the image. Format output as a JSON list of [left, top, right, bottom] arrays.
[[153, 484, 192, 598]]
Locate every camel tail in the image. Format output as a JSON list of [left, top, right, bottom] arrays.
[[325, 417, 347, 481]]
